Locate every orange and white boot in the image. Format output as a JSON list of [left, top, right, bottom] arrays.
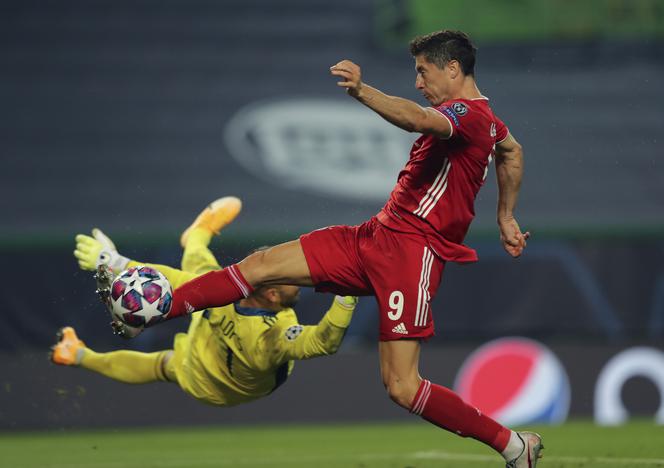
[[180, 196, 242, 248], [50, 327, 85, 366]]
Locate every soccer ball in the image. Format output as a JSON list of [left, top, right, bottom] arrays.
[[110, 266, 173, 327]]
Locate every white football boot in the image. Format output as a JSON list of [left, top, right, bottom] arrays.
[[505, 432, 544, 468]]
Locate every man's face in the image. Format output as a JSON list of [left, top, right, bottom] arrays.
[[275, 285, 300, 309], [414, 54, 452, 106]]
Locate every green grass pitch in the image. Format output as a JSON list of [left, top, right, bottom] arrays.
[[1, 420, 663, 468]]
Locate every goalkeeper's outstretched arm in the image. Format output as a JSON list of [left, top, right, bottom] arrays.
[[266, 296, 357, 362], [74, 228, 196, 288], [75, 229, 200, 337]]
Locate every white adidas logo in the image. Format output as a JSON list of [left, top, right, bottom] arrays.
[[392, 322, 408, 335], [184, 301, 195, 314]]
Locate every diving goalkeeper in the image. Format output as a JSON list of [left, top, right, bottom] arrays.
[[51, 197, 357, 407]]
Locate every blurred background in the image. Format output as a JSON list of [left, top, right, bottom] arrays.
[[1, 0, 663, 431]]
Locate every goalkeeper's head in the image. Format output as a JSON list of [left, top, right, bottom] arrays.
[[241, 246, 301, 311]]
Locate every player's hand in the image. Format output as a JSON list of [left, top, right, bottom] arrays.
[[330, 60, 363, 98], [335, 295, 359, 309], [498, 216, 530, 258], [74, 228, 129, 272]]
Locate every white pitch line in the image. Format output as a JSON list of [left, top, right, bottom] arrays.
[[413, 450, 664, 466], [36, 449, 664, 468], [553, 455, 664, 466]]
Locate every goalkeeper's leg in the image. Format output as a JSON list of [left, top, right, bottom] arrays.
[[180, 196, 242, 275], [50, 327, 174, 384], [181, 238, 221, 275]]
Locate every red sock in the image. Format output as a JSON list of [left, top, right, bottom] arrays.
[[166, 265, 254, 320], [410, 379, 511, 453]]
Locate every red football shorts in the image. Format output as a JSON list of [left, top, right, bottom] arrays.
[[300, 217, 445, 341]]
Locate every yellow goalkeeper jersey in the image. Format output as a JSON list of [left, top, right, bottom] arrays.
[[129, 260, 353, 407]]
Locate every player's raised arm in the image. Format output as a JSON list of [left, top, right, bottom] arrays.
[[494, 133, 530, 258], [330, 60, 452, 139], [267, 296, 358, 362], [74, 229, 197, 288]]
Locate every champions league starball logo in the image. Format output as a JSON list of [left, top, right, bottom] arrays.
[[454, 337, 571, 426]]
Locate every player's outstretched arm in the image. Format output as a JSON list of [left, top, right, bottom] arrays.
[[495, 133, 530, 257], [330, 60, 452, 138], [74, 229, 197, 288], [270, 296, 358, 362]]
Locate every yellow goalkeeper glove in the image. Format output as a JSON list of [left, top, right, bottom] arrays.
[[327, 295, 358, 328], [74, 228, 130, 273], [335, 295, 359, 309]]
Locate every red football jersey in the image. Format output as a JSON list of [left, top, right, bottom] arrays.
[[376, 97, 508, 263]]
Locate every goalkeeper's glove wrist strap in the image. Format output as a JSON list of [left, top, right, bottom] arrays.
[[100, 251, 130, 273], [328, 296, 356, 328]]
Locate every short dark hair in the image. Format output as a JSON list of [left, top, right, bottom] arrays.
[[409, 30, 477, 76], [248, 245, 272, 256], [247, 245, 273, 296]]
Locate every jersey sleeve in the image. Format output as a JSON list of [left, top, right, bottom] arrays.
[[265, 297, 355, 363], [494, 116, 509, 143], [433, 101, 474, 140]]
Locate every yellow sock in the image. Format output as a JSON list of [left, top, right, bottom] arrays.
[[188, 227, 213, 248], [80, 349, 171, 384], [181, 228, 222, 274], [125, 260, 197, 289]]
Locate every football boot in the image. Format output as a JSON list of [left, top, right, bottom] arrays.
[[506, 432, 544, 468], [180, 196, 242, 248], [50, 327, 84, 366]]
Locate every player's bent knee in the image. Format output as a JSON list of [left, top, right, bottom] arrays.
[[238, 250, 271, 286], [239, 244, 307, 286]]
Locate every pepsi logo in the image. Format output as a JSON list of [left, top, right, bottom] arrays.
[[454, 337, 570, 426]]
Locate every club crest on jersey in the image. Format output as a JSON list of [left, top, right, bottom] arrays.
[[285, 325, 304, 341], [452, 102, 468, 116]]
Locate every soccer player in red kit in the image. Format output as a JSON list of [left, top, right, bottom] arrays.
[[160, 30, 542, 467]]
